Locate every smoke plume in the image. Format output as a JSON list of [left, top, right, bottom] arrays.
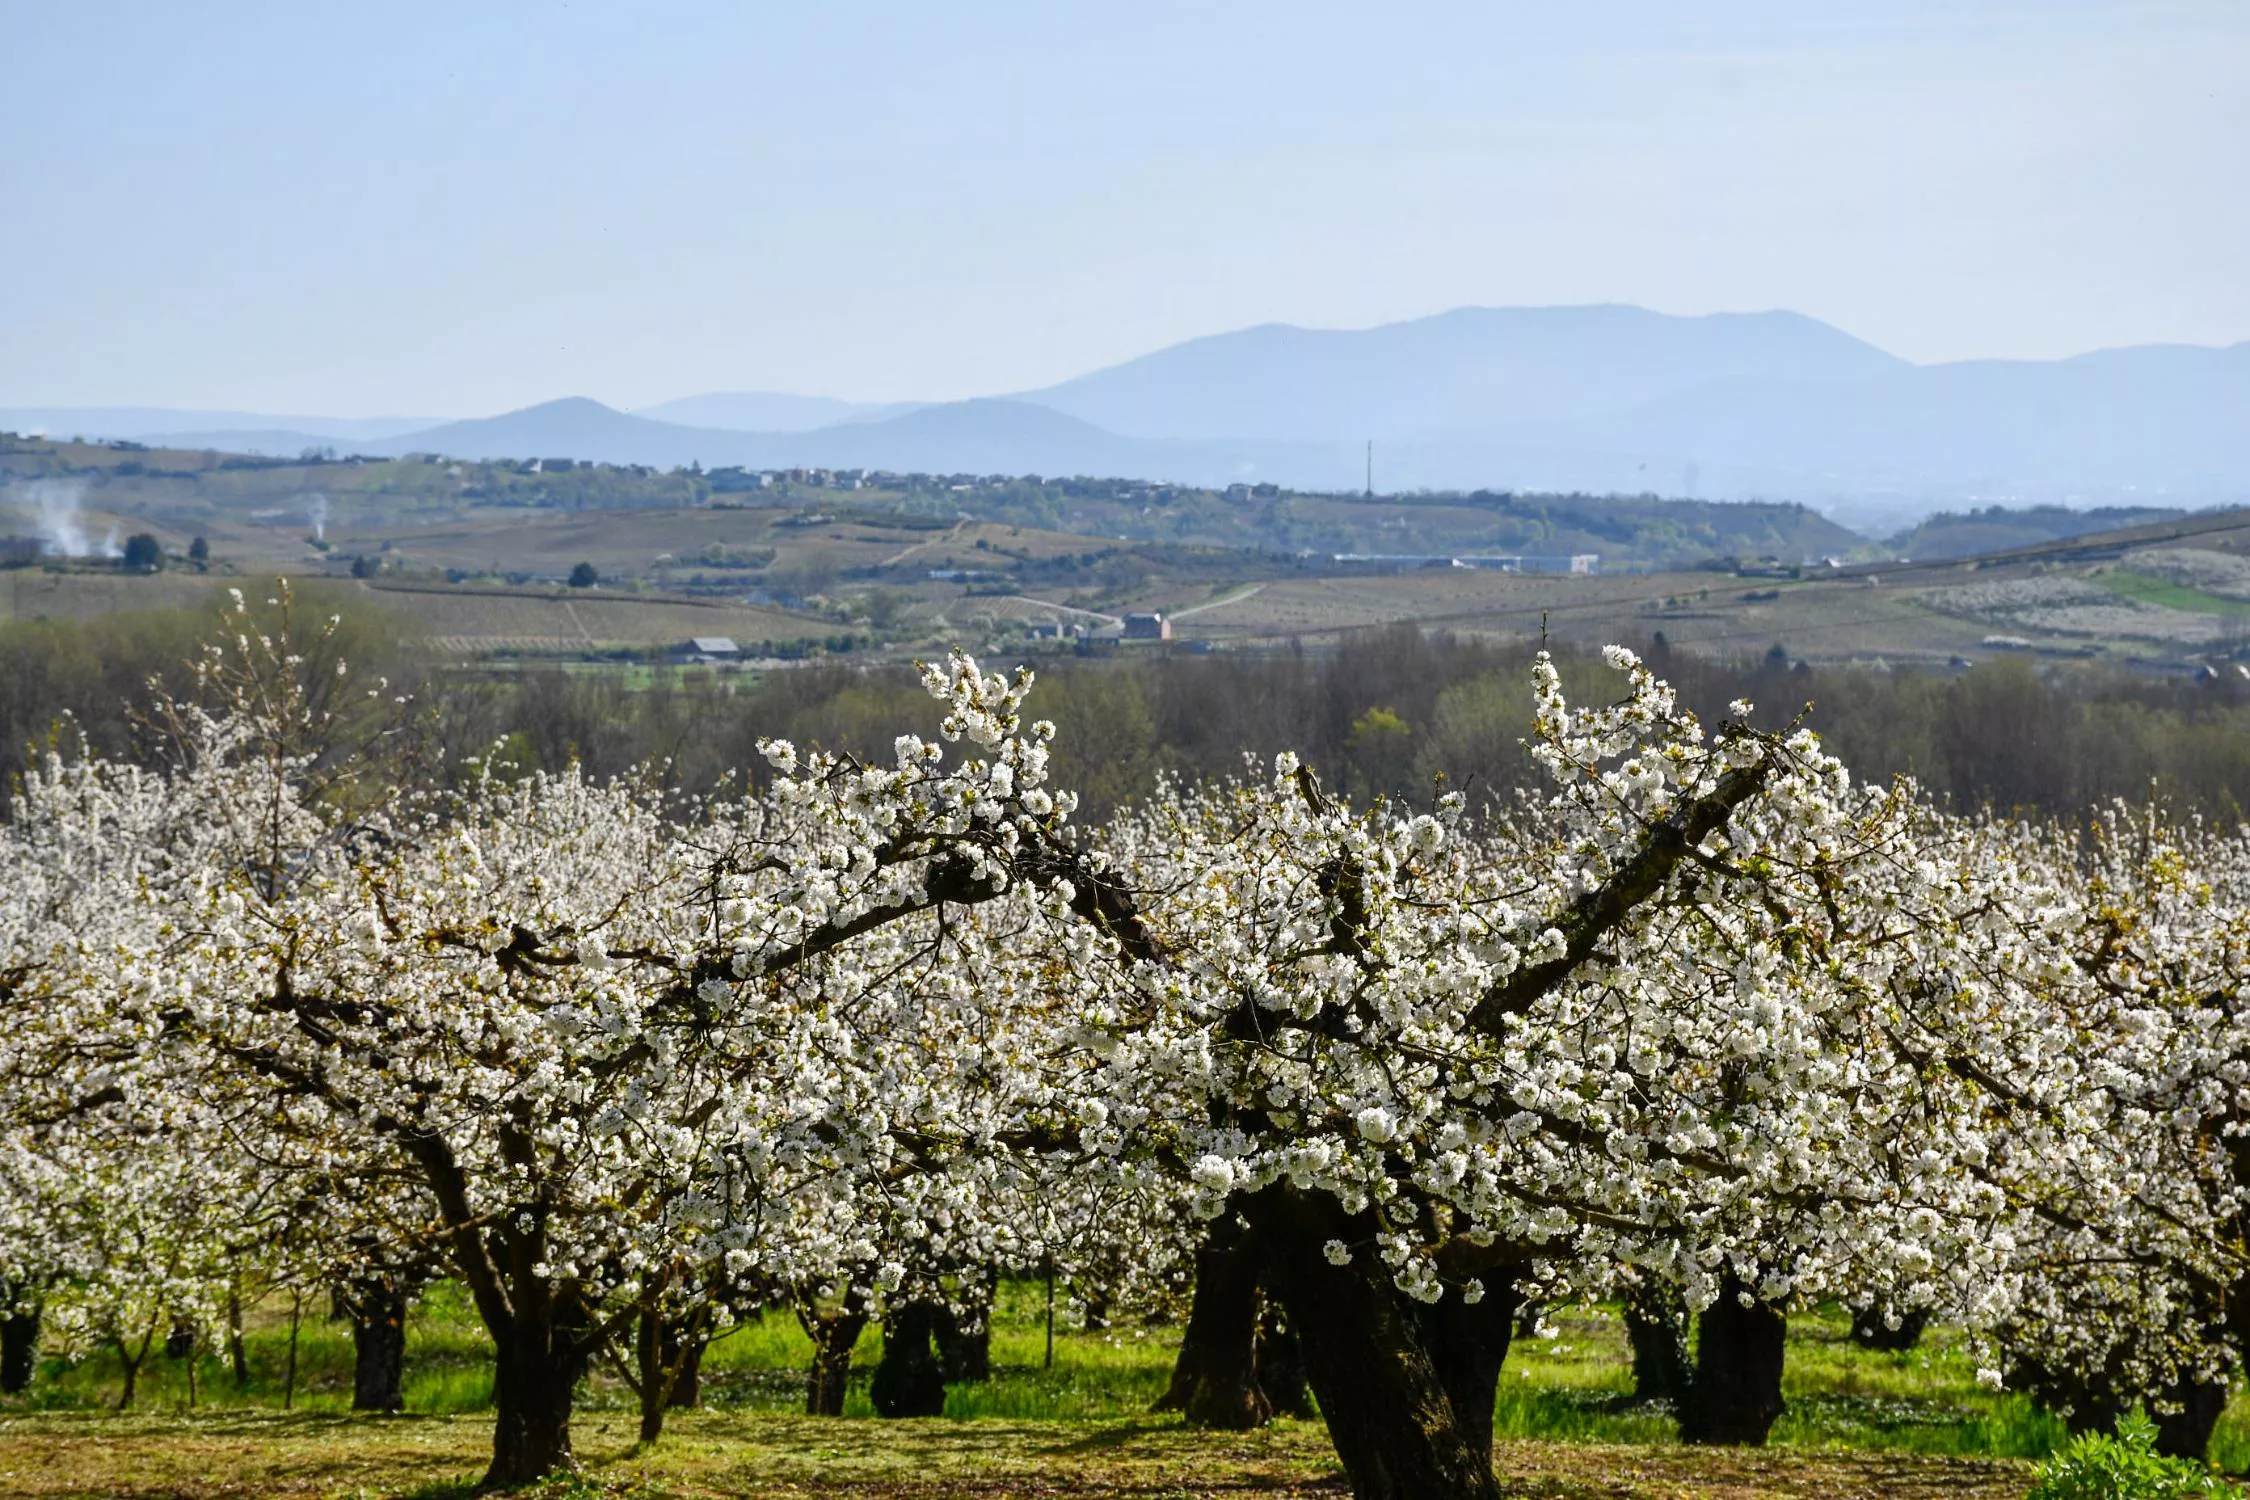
[[7, 478, 99, 557]]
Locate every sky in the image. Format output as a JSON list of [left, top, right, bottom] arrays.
[[3, 0, 2246, 416]]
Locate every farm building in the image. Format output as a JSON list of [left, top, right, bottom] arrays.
[[673, 636, 742, 663], [1122, 613, 1172, 640]]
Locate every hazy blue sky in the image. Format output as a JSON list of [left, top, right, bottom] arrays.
[[4, 1, 2245, 415]]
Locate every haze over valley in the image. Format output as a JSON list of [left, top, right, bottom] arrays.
[[14, 304, 2246, 536]]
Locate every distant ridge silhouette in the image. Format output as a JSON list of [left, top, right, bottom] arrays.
[[15, 307, 2248, 519]]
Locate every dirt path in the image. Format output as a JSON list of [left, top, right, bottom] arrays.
[[1170, 583, 1266, 619], [881, 520, 968, 568], [1000, 596, 1123, 628]]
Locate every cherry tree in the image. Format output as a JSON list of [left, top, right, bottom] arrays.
[[1943, 805, 2250, 1459], [940, 647, 2049, 1496], [4, 596, 1117, 1483]]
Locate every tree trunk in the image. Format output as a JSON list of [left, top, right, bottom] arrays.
[[1412, 1274, 1522, 1460], [1849, 1305, 1928, 1353], [1246, 1187, 1503, 1500], [627, 1303, 711, 1443], [1256, 1296, 1317, 1419], [482, 1315, 587, 1489], [2002, 1351, 2125, 1438], [115, 1323, 157, 1413], [282, 1294, 301, 1410], [933, 1271, 993, 1385], [350, 1284, 410, 1413], [0, 1302, 39, 1395], [1622, 1282, 1693, 1403], [798, 1289, 869, 1417], [226, 1285, 250, 1390], [1680, 1274, 1787, 1446], [662, 1314, 707, 1410], [870, 1301, 948, 1418], [1154, 1217, 1273, 1429], [634, 1308, 669, 1445], [2154, 1377, 2228, 1463]]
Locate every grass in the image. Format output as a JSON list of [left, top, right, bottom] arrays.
[[2101, 571, 2250, 617], [4, 1283, 2242, 1496], [0, 1409, 2049, 1499]]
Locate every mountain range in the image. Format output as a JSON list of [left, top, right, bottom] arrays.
[[11, 305, 2247, 530]]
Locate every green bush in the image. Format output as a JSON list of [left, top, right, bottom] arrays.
[[2026, 1414, 2236, 1499]]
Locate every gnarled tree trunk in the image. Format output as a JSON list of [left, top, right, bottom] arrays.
[[484, 1305, 590, 1489], [1155, 1216, 1274, 1429], [0, 1299, 39, 1395], [871, 1300, 948, 1418], [1256, 1296, 1317, 1419], [1246, 1186, 1504, 1500], [2154, 1377, 2228, 1462], [1622, 1281, 1692, 1403], [661, 1311, 708, 1410], [341, 1279, 411, 1413], [934, 1270, 993, 1384], [1412, 1272, 1522, 1461], [1680, 1273, 1787, 1446], [798, 1288, 869, 1417]]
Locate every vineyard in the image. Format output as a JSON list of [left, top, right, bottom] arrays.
[[4, 587, 2249, 1499]]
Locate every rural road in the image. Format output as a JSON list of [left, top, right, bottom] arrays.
[[1169, 583, 1265, 619], [1004, 596, 1123, 627]]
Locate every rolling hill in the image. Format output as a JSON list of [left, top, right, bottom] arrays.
[[364, 397, 753, 467], [1014, 304, 1907, 440], [360, 396, 1226, 479]]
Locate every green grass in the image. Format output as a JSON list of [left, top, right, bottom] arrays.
[[2102, 571, 2250, 616], [1481, 1301, 2084, 1459], [8, 1282, 2247, 1495]]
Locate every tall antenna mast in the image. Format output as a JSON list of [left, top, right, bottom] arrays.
[[1365, 438, 1373, 498]]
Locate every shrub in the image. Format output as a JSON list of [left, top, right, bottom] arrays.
[[120, 533, 163, 572], [2026, 1414, 2236, 1499]]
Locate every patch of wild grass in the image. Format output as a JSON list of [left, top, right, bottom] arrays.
[[10, 1278, 2250, 1476]]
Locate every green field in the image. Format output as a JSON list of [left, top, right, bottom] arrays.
[[6, 1280, 2241, 1496], [2103, 570, 2250, 616]]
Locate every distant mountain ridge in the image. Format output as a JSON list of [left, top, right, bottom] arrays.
[[1014, 304, 1907, 440], [633, 391, 921, 432], [0, 407, 441, 444], [15, 306, 2250, 518]]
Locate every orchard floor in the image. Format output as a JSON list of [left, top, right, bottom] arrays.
[[1, 1283, 2238, 1497], [0, 1410, 2035, 1499]]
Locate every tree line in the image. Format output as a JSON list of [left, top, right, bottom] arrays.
[[6, 603, 2246, 828]]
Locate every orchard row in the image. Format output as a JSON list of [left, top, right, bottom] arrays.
[[2, 588, 2245, 1498]]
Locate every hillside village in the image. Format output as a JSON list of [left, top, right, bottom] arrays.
[[3, 429, 2246, 678]]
